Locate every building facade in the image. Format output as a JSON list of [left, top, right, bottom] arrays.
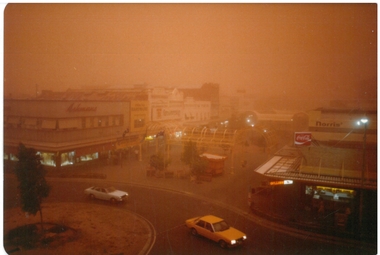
[[4, 90, 149, 168], [4, 85, 215, 168], [253, 107, 377, 239]]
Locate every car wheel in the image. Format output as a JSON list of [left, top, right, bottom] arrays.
[[89, 194, 95, 199], [219, 240, 227, 249], [110, 198, 117, 203], [191, 228, 198, 236]]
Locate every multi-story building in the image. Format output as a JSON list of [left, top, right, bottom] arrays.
[[4, 84, 215, 168], [180, 83, 219, 120], [4, 89, 149, 168]]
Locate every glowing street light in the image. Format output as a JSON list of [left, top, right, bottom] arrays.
[[358, 117, 368, 236], [358, 117, 368, 187]]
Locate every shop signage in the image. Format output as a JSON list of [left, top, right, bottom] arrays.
[[66, 103, 97, 112], [152, 106, 181, 121], [294, 132, 312, 146], [131, 101, 148, 112], [269, 180, 293, 186], [315, 121, 343, 128]]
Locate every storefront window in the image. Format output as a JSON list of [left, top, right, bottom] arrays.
[[80, 152, 99, 162], [38, 152, 56, 167], [134, 118, 145, 128], [306, 185, 355, 212], [61, 151, 75, 166], [10, 154, 19, 161]]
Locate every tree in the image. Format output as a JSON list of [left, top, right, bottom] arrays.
[[14, 143, 51, 232], [181, 141, 197, 167], [181, 141, 208, 176], [149, 153, 170, 172]]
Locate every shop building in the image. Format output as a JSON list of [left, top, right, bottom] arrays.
[[4, 84, 215, 168], [253, 108, 377, 239], [4, 90, 149, 168], [149, 87, 212, 125]]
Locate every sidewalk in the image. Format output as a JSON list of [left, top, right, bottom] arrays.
[[42, 147, 376, 247]]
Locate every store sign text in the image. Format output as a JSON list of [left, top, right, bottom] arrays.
[[294, 132, 312, 146], [131, 102, 148, 112], [315, 121, 342, 128], [67, 103, 97, 113], [270, 180, 293, 186]]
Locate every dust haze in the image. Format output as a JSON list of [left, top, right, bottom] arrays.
[[3, 3, 377, 110]]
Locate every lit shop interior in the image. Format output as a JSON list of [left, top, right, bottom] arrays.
[[306, 185, 355, 212], [5, 150, 100, 167]]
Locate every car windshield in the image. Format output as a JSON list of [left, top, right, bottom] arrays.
[[105, 187, 116, 193], [213, 220, 230, 232]]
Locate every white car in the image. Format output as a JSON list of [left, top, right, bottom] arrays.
[[84, 186, 128, 203]]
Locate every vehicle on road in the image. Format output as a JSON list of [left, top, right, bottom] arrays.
[[84, 186, 128, 203], [185, 215, 246, 248]]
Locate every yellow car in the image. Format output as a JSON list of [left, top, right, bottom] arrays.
[[185, 215, 247, 248]]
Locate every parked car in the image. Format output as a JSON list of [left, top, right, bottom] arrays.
[[84, 186, 128, 203], [185, 215, 247, 248]]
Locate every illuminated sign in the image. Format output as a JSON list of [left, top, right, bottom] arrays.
[[294, 132, 312, 146], [269, 180, 293, 186]]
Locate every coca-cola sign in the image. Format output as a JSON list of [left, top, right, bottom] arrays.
[[294, 132, 312, 146]]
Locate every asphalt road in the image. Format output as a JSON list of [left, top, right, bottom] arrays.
[[3, 176, 375, 255]]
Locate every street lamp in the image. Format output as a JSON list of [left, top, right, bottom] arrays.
[[361, 118, 368, 186], [357, 117, 368, 236], [357, 118, 368, 187]]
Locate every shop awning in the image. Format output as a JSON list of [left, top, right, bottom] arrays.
[[255, 146, 377, 189], [254, 147, 377, 190]]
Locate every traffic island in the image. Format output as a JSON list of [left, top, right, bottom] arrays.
[[4, 202, 153, 255]]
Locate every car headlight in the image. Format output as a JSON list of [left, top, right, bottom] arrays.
[[231, 240, 236, 245], [243, 235, 247, 240]]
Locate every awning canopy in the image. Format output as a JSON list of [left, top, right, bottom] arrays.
[[254, 146, 377, 190]]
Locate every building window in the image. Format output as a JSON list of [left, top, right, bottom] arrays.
[[134, 118, 145, 128], [10, 154, 18, 161], [59, 118, 82, 129], [115, 115, 122, 126], [41, 119, 57, 129], [61, 151, 75, 166], [80, 152, 99, 162], [99, 116, 108, 127], [6, 117, 20, 128], [23, 118, 38, 129], [86, 117, 94, 128], [38, 152, 56, 167]]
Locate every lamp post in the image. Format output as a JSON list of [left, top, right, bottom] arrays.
[[359, 118, 368, 187], [357, 117, 368, 236]]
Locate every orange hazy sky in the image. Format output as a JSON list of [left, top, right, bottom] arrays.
[[3, 3, 377, 102]]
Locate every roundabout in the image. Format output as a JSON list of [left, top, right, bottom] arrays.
[[3, 202, 155, 255]]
